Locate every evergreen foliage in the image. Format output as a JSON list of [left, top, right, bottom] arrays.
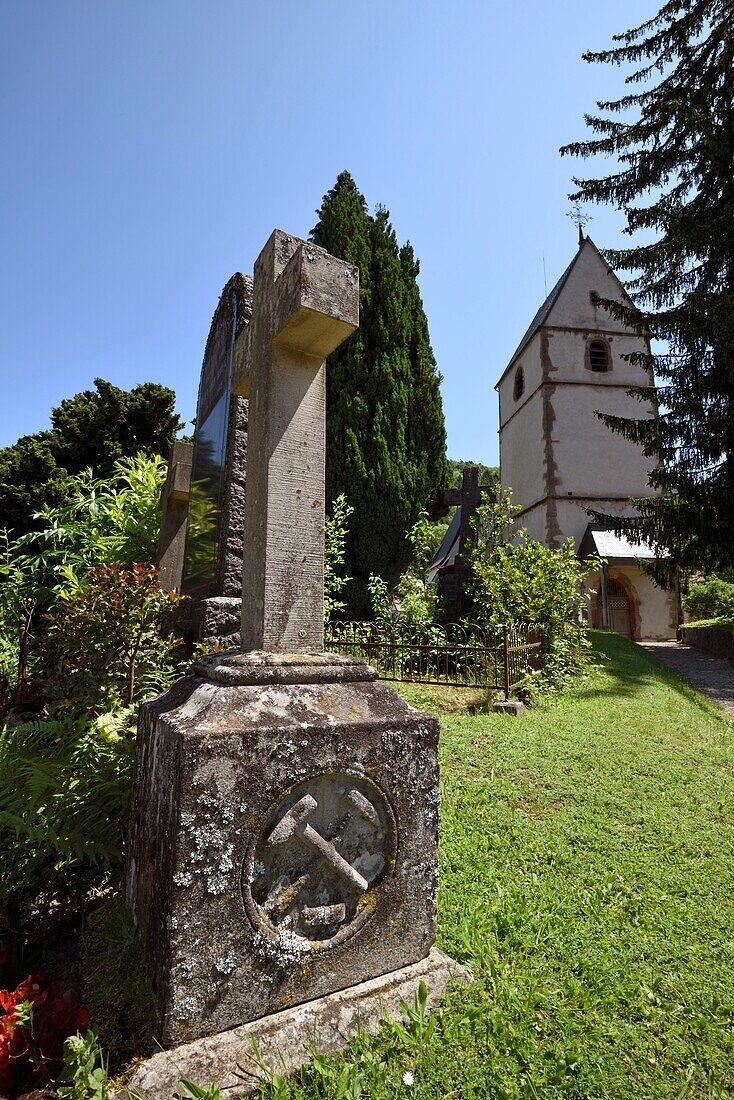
[[447, 459, 499, 493], [561, 0, 734, 583], [311, 172, 449, 614], [0, 378, 182, 537]]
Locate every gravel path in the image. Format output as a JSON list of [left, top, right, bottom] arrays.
[[640, 641, 734, 714]]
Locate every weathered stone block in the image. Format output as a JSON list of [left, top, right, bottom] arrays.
[[126, 653, 439, 1047], [492, 699, 525, 717], [124, 948, 469, 1099]]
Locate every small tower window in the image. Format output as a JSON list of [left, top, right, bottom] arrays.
[[513, 365, 525, 401], [589, 340, 610, 372]]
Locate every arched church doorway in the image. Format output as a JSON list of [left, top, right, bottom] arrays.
[[599, 577, 633, 638]]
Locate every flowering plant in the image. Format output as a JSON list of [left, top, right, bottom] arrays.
[[0, 973, 89, 1095]]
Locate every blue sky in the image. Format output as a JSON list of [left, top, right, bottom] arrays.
[[0, 0, 647, 466]]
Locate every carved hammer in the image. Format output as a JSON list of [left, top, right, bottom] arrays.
[[267, 794, 369, 892]]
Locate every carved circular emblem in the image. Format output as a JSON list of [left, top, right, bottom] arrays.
[[243, 772, 396, 950]]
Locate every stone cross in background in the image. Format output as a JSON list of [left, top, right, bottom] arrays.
[[156, 440, 193, 593], [437, 466, 495, 619], [231, 230, 358, 652]]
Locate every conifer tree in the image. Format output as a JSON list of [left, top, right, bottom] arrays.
[[311, 173, 449, 615], [0, 379, 182, 538], [561, 0, 734, 582]]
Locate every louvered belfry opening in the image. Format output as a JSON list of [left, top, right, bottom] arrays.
[[589, 340, 610, 372]]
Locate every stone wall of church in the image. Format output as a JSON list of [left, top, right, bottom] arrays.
[[498, 392, 545, 519], [583, 566, 677, 641]]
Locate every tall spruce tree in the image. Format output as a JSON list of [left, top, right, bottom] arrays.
[[311, 172, 449, 615], [561, 0, 734, 582]]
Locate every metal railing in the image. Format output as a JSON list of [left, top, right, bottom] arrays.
[[324, 620, 543, 695]]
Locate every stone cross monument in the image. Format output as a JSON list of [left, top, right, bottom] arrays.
[[233, 230, 357, 652], [126, 231, 464, 1092]]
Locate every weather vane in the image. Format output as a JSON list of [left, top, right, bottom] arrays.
[[567, 201, 592, 245]]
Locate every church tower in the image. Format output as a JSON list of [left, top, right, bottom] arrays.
[[496, 235, 676, 640]]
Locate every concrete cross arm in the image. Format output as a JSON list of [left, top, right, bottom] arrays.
[[272, 238, 359, 359], [232, 231, 358, 397], [166, 441, 194, 503]]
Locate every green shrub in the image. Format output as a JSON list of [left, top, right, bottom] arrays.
[[369, 512, 439, 628], [683, 574, 734, 622], [0, 709, 137, 919], [39, 562, 181, 713], [0, 454, 167, 705], [14, 454, 166, 599], [324, 495, 353, 623], [467, 489, 596, 686], [0, 564, 183, 919]]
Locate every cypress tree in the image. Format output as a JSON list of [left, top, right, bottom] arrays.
[[561, 0, 734, 582], [311, 173, 449, 615]]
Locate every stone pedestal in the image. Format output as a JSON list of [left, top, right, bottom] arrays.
[[124, 948, 469, 1099], [126, 652, 439, 1047]]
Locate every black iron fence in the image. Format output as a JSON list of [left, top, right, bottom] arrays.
[[324, 620, 543, 695]]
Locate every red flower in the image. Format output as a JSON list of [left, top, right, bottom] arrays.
[[0, 975, 90, 1093]]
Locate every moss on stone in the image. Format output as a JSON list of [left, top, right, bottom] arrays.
[[79, 896, 156, 1070]]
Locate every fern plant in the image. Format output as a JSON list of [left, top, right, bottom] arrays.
[[0, 709, 137, 918]]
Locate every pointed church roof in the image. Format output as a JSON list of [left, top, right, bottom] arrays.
[[496, 236, 632, 389], [426, 505, 462, 583]]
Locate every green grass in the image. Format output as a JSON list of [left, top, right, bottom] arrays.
[[258, 633, 734, 1099]]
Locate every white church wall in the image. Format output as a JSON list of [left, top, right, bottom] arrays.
[[546, 241, 632, 333], [583, 566, 676, 640], [549, 383, 658, 502], [498, 333, 546, 516], [544, 328, 650, 387], [498, 392, 545, 519], [511, 502, 548, 544], [497, 331, 543, 427]]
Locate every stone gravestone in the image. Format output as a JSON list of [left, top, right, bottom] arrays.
[[126, 231, 466, 1095], [159, 273, 252, 645]]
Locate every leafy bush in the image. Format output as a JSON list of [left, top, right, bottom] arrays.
[[467, 490, 595, 685], [369, 512, 439, 628], [0, 710, 137, 919], [683, 575, 734, 622], [0, 454, 167, 707], [9, 454, 166, 601], [324, 495, 353, 623], [39, 563, 181, 713]]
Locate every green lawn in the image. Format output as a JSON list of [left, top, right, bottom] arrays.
[[260, 632, 734, 1099]]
